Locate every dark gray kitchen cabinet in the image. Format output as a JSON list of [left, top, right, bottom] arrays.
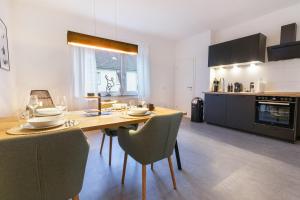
[[208, 42, 232, 67], [204, 93, 298, 142], [204, 94, 226, 126], [208, 33, 266, 67], [226, 95, 255, 131]]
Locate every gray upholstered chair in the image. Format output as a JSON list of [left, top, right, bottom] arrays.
[[100, 124, 138, 166], [30, 90, 55, 108], [0, 128, 89, 200], [117, 112, 183, 200]]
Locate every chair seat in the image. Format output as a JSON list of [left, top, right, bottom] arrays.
[[104, 129, 118, 137], [104, 124, 138, 137]]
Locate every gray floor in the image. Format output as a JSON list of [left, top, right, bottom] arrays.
[[80, 118, 300, 200]]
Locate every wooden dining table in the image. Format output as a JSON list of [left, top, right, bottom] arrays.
[[0, 107, 185, 170]]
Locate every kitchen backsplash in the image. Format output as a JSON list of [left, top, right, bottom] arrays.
[[210, 58, 300, 92]]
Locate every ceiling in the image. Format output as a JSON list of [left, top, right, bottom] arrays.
[[16, 0, 300, 40]]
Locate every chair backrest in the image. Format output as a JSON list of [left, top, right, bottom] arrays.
[[133, 112, 183, 164], [30, 90, 54, 108], [0, 128, 89, 200]]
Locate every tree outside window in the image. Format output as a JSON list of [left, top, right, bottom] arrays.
[[95, 50, 138, 96]]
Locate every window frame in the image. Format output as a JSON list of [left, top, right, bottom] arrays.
[[96, 51, 138, 97]]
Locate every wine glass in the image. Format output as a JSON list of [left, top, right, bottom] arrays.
[[28, 95, 39, 117], [17, 109, 29, 122], [128, 100, 136, 110], [138, 98, 146, 108], [56, 96, 68, 112]]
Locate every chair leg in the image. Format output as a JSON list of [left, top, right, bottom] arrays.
[[122, 153, 128, 184], [142, 165, 147, 200], [151, 163, 154, 171], [168, 156, 177, 190], [174, 141, 182, 170], [100, 133, 105, 155], [72, 194, 79, 200], [109, 136, 113, 166]]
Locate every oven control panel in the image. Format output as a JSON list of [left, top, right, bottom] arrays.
[[256, 96, 296, 102]]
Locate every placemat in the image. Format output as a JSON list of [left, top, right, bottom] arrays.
[[6, 120, 79, 136], [119, 113, 156, 119]]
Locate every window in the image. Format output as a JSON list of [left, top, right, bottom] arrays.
[[95, 50, 138, 96]]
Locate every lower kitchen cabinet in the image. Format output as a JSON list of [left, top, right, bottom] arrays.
[[226, 95, 255, 131], [204, 93, 298, 142], [204, 94, 226, 126], [204, 94, 255, 131]]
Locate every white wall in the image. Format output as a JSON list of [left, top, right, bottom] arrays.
[[211, 3, 300, 92], [175, 31, 211, 98], [9, 1, 175, 114], [174, 31, 211, 116], [0, 0, 16, 117]]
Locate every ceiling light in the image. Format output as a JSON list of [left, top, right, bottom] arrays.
[[248, 63, 259, 73], [67, 31, 138, 55], [67, 0, 138, 55], [232, 64, 241, 74]]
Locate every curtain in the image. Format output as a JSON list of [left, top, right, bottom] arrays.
[[72, 46, 98, 98], [137, 43, 151, 101]]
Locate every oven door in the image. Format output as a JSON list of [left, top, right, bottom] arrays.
[[255, 101, 295, 129]]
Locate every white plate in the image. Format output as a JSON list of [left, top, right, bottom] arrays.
[[129, 108, 149, 115], [36, 108, 63, 116], [84, 109, 100, 114], [27, 115, 64, 128], [21, 120, 65, 130], [128, 111, 151, 116]]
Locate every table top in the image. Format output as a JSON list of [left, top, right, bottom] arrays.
[[0, 107, 184, 139]]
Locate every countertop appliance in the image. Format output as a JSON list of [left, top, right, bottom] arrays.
[[191, 97, 204, 122], [212, 78, 220, 92], [255, 96, 296, 129], [234, 82, 243, 92], [250, 82, 255, 93]]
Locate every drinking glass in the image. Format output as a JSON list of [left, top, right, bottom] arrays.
[[17, 109, 29, 122], [138, 98, 146, 108], [28, 95, 39, 117], [56, 96, 68, 112], [128, 100, 136, 110]]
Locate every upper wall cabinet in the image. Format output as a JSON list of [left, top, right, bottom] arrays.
[[208, 33, 267, 67]]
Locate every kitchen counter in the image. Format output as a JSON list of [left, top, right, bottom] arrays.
[[204, 91, 300, 97]]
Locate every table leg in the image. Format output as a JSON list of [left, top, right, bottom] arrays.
[[174, 140, 182, 170]]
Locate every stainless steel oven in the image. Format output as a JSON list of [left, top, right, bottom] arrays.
[[255, 96, 296, 129]]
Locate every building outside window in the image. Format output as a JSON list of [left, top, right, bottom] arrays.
[[95, 50, 138, 96]]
